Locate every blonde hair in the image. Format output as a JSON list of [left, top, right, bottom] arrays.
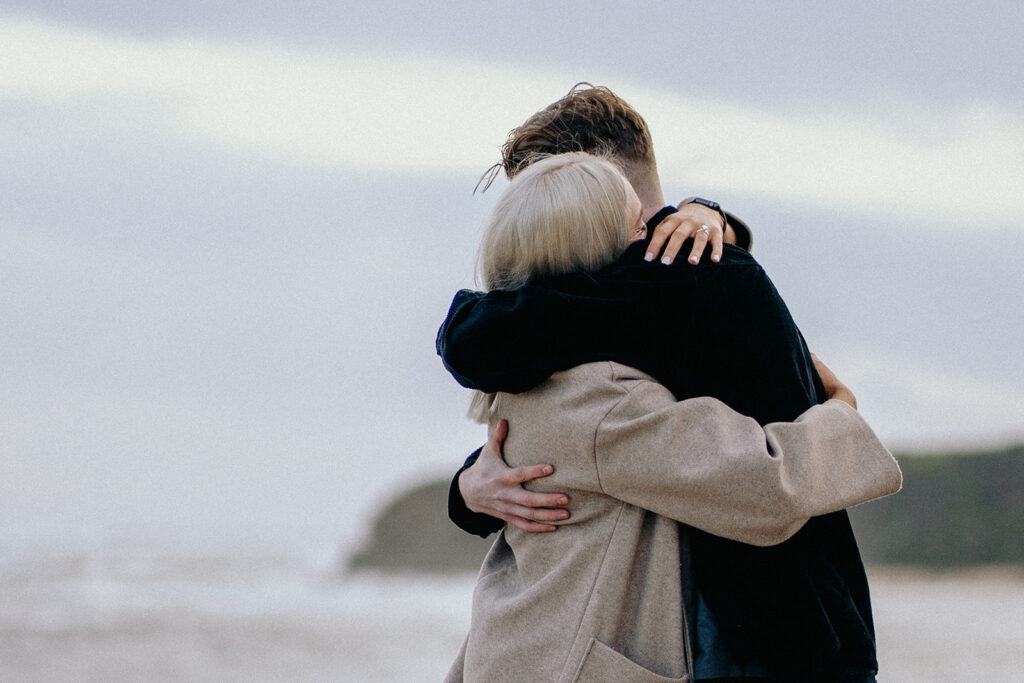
[[469, 152, 633, 422], [477, 151, 632, 290]]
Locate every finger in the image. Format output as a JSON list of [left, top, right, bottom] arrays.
[[506, 515, 558, 533], [481, 419, 508, 463], [644, 217, 679, 262], [686, 228, 711, 265], [514, 489, 569, 509], [710, 224, 724, 263], [661, 228, 692, 265], [487, 418, 508, 447], [501, 501, 568, 524], [508, 463, 555, 484], [479, 437, 505, 465], [506, 503, 569, 522]]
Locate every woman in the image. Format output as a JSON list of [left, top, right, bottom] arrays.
[[443, 152, 901, 682]]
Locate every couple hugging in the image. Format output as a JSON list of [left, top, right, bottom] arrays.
[[435, 84, 902, 683]]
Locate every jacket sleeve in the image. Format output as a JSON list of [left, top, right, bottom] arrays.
[[693, 260, 823, 424], [437, 288, 565, 394], [447, 448, 504, 538], [593, 380, 902, 547]]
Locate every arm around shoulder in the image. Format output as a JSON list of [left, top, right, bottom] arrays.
[[594, 380, 902, 546]]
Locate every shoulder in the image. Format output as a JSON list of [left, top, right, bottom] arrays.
[[717, 243, 762, 267], [571, 362, 678, 415], [607, 242, 766, 280], [701, 244, 767, 274], [499, 363, 671, 452], [549, 361, 653, 389], [695, 245, 784, 305], [544, 362, 670, 407]]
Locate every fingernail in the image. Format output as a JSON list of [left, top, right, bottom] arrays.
[[644, 252, 654, 262], [559, 511, 569, 520], [661, 256, 672, 265], [557, 496, 569, 505], [689, 255, 699, 264], [542, 465, 553, 475], [712, 255, 720, 262]]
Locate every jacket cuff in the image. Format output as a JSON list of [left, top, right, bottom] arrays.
[[448, 447, 504, 538]]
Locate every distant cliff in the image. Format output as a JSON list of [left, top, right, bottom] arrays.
[[849, 444, 1024, 567], [347, 444, 1024, 574], [346, 480, 492, 574]]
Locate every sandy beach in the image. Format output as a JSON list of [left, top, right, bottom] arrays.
[[2, 538, 1023, 682]]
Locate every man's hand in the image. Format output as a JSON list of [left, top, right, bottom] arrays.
[[459, 419, 570, 533], [812, 353, 858, 410], [645, 203, 725, 266]]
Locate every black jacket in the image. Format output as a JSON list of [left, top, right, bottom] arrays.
[[438, 208, 879, 680]]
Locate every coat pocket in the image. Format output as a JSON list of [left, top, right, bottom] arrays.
[[570, 638, 690, 683]]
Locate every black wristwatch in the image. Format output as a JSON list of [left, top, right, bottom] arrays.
[[679, 196, 728, 230]]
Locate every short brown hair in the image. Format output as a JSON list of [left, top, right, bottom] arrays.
[[477, 83, 655, 192]]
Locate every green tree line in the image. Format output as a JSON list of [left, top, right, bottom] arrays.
[[850, 444, 1024, 567], [349, 444, 1024, 574]]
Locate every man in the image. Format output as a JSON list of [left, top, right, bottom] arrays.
[[440, 84, 880, 682]]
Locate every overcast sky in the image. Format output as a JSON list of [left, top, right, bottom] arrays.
[[1, 2, 1021, 551]]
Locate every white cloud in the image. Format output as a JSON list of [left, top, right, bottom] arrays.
[[2, 15, 1023, 228], [638, 95, 1024, 228], [0, 15, 561, 174]]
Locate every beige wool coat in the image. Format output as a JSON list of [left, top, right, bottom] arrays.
[[445, 362, 902, 683]]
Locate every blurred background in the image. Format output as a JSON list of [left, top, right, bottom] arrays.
[[1, 1, 1022, 681]]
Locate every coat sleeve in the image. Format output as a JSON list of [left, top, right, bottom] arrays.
[[593, 380, 902, 546]]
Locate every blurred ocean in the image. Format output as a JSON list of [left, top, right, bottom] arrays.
[[2, 528, 1023, 682]]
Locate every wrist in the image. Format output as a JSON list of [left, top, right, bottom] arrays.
[[679, 196, 727, 229], [830, 386, 858, 410]]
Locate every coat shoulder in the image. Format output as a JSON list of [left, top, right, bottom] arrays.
[[548, 362, 661, 400]]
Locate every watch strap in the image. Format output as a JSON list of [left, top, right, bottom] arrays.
[[679, 196, 728, 230]]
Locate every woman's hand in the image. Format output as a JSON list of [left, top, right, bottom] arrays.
[[812, 353, 858, 410], [644, 203, 725, 266]]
